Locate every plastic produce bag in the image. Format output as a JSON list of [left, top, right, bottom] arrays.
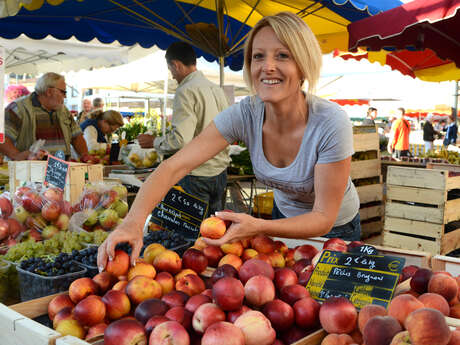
[[11, 184, 72, 243], [124, 143, 158, 169], [69, 182, 128, 233]]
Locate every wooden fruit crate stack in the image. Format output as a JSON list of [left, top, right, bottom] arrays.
[[351, 125, 384, 240], [383, 166, 460, 255], [8, 161, 103, 205]]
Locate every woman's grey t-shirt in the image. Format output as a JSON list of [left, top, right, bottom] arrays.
[[214, 94, 360, 226]]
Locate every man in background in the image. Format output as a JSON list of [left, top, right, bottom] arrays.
[[77, 98, 93, 124], [363, 107, 377, 125], [0, 72, 89, 161], [93, 97, 104, 111], [137, 42, 230, 216], [388, 107, 411, 159]]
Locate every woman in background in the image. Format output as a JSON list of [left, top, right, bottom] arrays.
[[80, 110, 123, 152]]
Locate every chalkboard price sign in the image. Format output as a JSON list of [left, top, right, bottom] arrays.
[[306, 250, 405, 309], [151, 187, 209, 239], [44, 155, 70, 190]]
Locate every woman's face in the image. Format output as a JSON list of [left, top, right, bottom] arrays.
[[250, 26, 303, 105], [99, 120, 120, 134]]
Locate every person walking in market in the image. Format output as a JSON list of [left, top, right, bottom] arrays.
[[443, 115, 458, 147], [98, 12, 361, 268], [387, 107, 411, 159], [423, 113, 440, 152], [136, 42, 230, 218], [0, 72, 90, 161]]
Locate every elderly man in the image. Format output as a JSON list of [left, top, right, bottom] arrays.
[[92, 97, 104, 111], [77, 98, 93, 124], [0, 72, 89, 160]]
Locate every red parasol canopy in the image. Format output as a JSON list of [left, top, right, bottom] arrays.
[[348, 0, 460, 68]]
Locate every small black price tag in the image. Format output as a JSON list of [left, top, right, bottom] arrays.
[[349, 245, 379, 255], [307, 250, 405, 309], [151, 187, 209, 239], [44, 154, 69, 190]]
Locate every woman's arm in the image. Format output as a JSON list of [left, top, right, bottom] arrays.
[[97, 122, 230, 268], [204, 157, 351, 245]]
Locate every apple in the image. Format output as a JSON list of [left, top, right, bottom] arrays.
[[210, 264, 239, 285], [86, 323, 108, 341], [99, 208, 119, 230], [149, 320, 190, 345], [112, 184, 128, 199], [53, 213, 69, 231], [126, 276, 162, 305], [102, 290, 131, 320], [112, 200, 129, 218], [101, 190, 120, 208], [74, 295, 106, 326], [203, 245, 224, 267], [262, 299, 295, 331], [200, 216, 227, 239], [293, 297, 321, 329], [279, 284, 310, 305], [43, 187, 64, 203], [165, 306, 193, 330], [134, 298, 169, 325], [106, 249, 130, 277], [212, 277, 244, 311], [185, 294, 212, 314], [0, 196, 13, 219], [405, 308, 451, 345], [14, 205, 29, 224], [104, 319, 147, 345], [153, 249, 182, 274], [363, 315, 402, 345], [84, 209, 99, 227], [319, 296, 358, 334], [192, 303, 226, 334], [202, 321, 245, 345], [145, 315, 169, 335], [182, 248, 208, 274], [41, 225, 59, 240], [22, 191, 42, 213], [155, 271, 175, 295], [69, 277, 99, 303], [175, 274, 206, 296], [238, 258, 274, 284], [48, 294, 75, 321], [0, 219, 9, 241], [14, 186, 31, 199], [55, 319, 86, 339], [234, 310, 276, 345], [159, 290, 189, 309], [244, 275, 275, 307]]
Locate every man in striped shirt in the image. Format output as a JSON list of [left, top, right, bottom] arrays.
[[0, 73, 89, 161]]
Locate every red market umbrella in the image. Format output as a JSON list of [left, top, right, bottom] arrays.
[[347, 0, 460, 80], [333, 48, 460, 81]]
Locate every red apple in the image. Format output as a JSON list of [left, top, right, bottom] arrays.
[[134, 298, 169, 325], [43, 187, 64, 203], [182, 248, 208, 274], [149, 320, 190, 345], [212, 277, 244, 311], [274, 267, 298, 291], [73, 295, 106, 327], [22, 191, 42, 213], [293, 297, 321, 329], [192, 303, 226, 334], [104, 319, 147, 345], [238, 258, 274, 284], [202, 321, 245, 345], [262, 299, 295, 331], [69, 277, 99, 303], [0, 196, 13, 219]]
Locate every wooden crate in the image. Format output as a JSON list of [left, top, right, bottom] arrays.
[[353, 125, 379, 152], [431, 255, 460, 276], [2, 293, 326, 345], [383, 166, 460, 255], [8, 161, 103, 205]]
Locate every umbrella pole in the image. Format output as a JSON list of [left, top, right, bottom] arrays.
[[454, 80, 459, 122], [219, 56, 224, 87], [162, 74, 168, 137]]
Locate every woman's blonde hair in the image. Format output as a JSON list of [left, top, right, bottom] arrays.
[[89, 110, 124, 127], [243, 12, 322, 96]]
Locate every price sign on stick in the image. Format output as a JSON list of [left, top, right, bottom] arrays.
[[307, 250, 405, 309], [44, 155, 70, 190], [151, 187, 209, 239]]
